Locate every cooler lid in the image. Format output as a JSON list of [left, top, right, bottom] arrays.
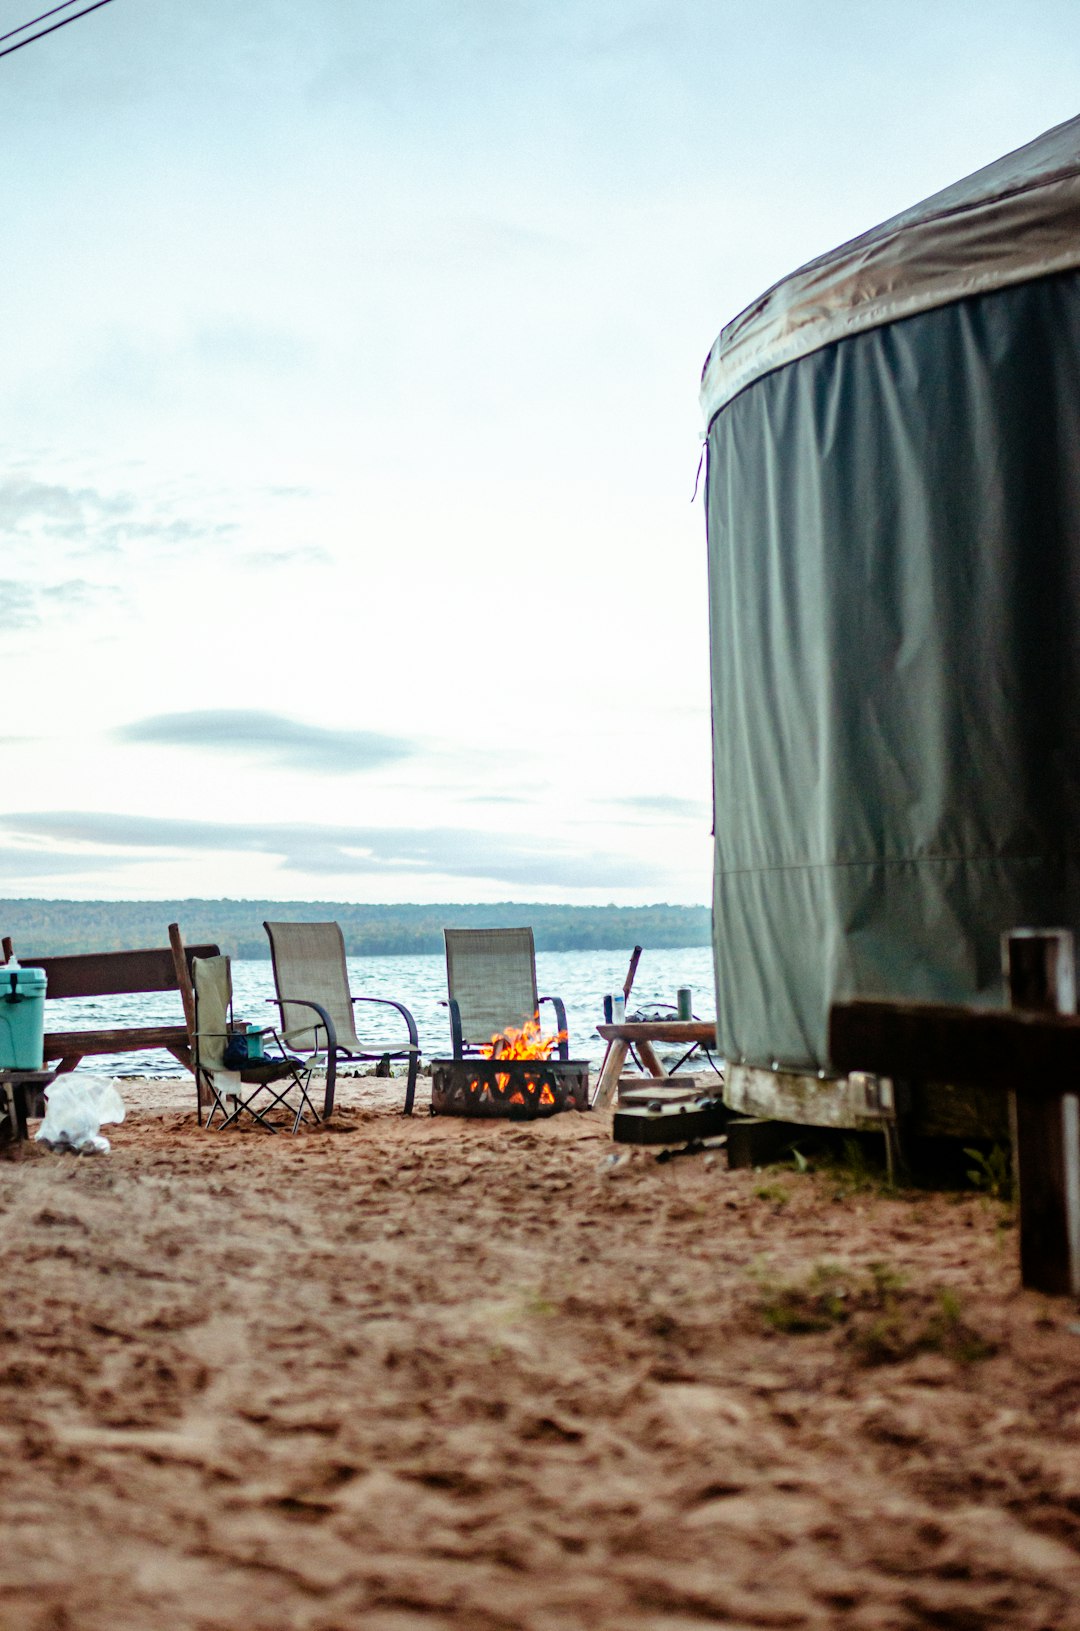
[[2, 966, 47, 995]]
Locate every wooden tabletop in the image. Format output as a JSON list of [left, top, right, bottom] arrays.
[[597, 1021, 717, 1046]]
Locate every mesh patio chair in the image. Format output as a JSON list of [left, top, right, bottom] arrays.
[[443, 927, 569, 1059], [263, 921, 421, 1117], [192, 954, 318, 1134]]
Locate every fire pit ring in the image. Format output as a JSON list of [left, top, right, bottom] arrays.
[[430, 1057, 591, 1118]]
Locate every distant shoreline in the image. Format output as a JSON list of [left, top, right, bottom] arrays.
[[0, 897, 711, 960]]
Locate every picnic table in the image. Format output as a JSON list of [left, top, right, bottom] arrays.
[[593, 1020, 718, 1108]]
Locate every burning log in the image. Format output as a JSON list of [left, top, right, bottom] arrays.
[[480, 1013, 567, 1063]]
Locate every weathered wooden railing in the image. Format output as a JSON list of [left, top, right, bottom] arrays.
[[831, 928, 1080, 1297]]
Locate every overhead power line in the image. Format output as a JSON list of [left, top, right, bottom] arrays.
[[0, 0, 117, 62], [0, 1, 84, 46]]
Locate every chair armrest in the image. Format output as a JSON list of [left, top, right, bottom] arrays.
[[258, 1025, 294, 1057], [352, 995, 420, 1052], [538, 995, 570, 1060], [265, 996, 337, 1055]]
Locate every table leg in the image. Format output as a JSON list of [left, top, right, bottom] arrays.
[[0, 1080, 29, 1143], [13, 1082, 29, 1142], [593, 1040, 629, 1110], [636, 1039, 667, 1079]]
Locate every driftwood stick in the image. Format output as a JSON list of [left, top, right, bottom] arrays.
[[622, 945, 643, 1005], [592, 946, 643, 1108]]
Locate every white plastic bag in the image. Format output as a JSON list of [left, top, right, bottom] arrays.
[[36, 1077, 126, 1155]]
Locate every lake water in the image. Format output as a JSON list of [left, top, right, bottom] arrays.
[[48, 944, 718, 1078]]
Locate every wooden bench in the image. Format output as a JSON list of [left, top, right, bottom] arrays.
[[1, 933, 219, 1076]]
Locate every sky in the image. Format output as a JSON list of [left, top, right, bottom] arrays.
[[1, 0, 1078, 908]]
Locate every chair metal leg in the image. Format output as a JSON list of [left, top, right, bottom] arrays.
[[403, 1048, 419, 1116], [291, 1077, 318, 1133], [323, 1047, 337, 1118]]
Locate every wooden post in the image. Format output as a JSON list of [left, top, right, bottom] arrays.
[[168, 922, 207, 1122], [167, 922, 196, 1039], [1004, 928, 1080, 1297]]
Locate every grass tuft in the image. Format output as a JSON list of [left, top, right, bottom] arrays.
[[755, 1259, 996, 1366]]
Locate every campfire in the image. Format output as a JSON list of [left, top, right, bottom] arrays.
[[431, 1012, 590, 1118]]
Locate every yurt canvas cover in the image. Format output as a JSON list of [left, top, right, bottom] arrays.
[[702, 115, 1080, 1071]]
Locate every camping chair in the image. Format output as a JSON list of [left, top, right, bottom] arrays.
[[191, 954, 318, 1133], [443, 927, 569, 1059], [263, 921, 421, 1118]]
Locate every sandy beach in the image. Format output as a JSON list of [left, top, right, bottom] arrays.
[[3, 1075, 1080, 1630]]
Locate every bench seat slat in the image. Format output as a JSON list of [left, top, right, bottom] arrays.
[[44, 1025, 192, 1058]]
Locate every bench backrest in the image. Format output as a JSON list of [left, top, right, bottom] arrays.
[[8, 944, 220, 1001]]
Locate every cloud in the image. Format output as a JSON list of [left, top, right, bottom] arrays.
[[0, 477, 133, 535], [239, 545, 331, 569], [0, 577, 117, 629], [40, 579, 112, 609], [0, 845, 130, 879], [113, 711, 416, 775], [612, 795, 709, 821], [0, 810, 659, 890], [96, 518, 236, 549], [0, 581, 39, 630], [190, 321, 315, 373], [0, 475, 236, 556]]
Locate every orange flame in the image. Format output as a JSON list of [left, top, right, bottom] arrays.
[[480, 1012, 567, 1062]]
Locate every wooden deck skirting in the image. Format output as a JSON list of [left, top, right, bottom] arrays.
[[829, 998, 1080, 1090], [831, 929, 1080, 1299]]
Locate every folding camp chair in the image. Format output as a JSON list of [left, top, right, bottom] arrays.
[[443, 927, 569, 1059], [263, 921, 421, 1117], [191, 954, 318, 1133]]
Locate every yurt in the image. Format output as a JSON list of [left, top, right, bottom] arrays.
[[701, 115, 1080, 1126]]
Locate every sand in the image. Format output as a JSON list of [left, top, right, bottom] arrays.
[[2, 1072, 1080, 1631]]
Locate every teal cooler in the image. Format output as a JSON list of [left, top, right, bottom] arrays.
[[0, 966, 47, 1070]]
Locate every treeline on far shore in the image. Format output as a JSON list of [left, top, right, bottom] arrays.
[[0, 899, 712, 961]]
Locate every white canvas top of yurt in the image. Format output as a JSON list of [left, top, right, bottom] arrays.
[[701, 113, 1080, 425]]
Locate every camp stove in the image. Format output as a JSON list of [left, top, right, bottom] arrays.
[[430, 1056, 590, 1117]]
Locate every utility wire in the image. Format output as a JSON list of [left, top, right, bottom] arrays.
[[0, 0, 117, 61], [0, 1, 84, 46]]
